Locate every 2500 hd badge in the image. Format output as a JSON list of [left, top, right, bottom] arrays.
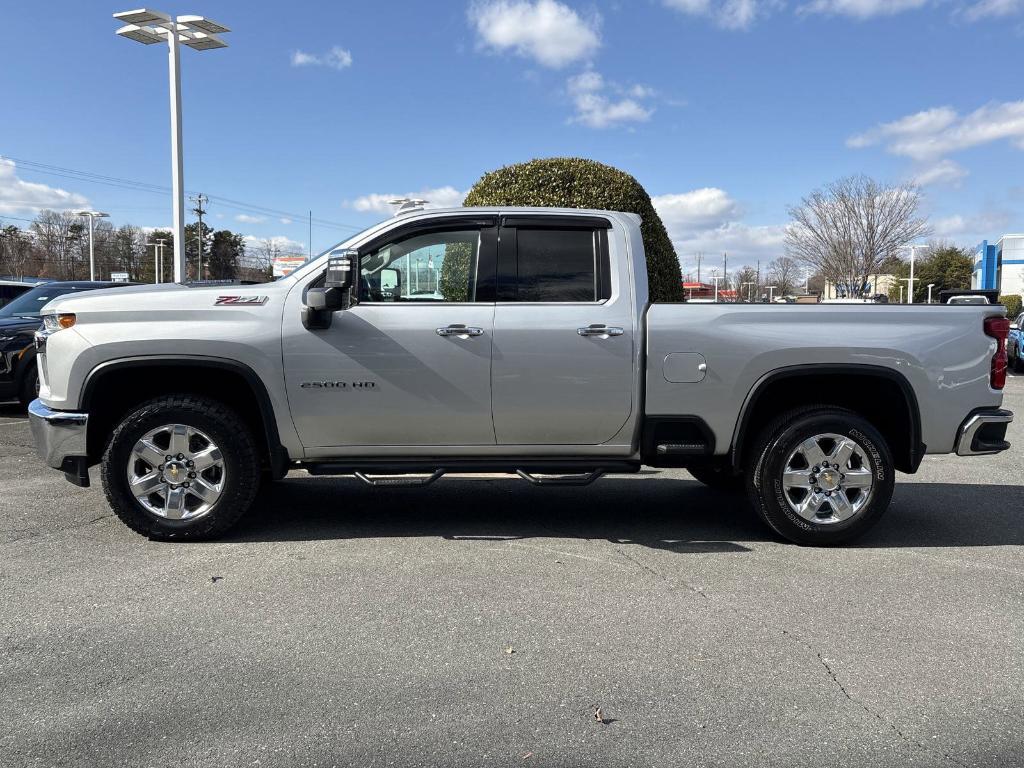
[[300, 381, 376, 389]]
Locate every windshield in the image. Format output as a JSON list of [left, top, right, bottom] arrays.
[[0, 285, 91, 318]]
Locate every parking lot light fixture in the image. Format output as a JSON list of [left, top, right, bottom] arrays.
[[113, 8, 231, 283], [927, 283, 936, 304], [76, 211, 110, 281]]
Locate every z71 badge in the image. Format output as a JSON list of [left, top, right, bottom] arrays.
[[215, 296, 269, 306]]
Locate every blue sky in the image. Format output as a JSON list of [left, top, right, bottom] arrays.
[[1, 0, 1022, 274]]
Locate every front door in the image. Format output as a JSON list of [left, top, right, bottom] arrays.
[[491, 217, 636, 445], [283, 221, 497, 448]]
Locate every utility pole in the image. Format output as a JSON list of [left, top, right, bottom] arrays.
[[696, 252, 702, 284], [190, 193, 208, 281], [147, 240, 160, 283], [308, 210, 313, 260]]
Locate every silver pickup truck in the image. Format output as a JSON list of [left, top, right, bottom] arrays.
[[28, 207, 1013, 545]]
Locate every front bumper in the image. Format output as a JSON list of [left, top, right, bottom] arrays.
[[28, 398, 91, 487], [955, 409, 1013, 457]]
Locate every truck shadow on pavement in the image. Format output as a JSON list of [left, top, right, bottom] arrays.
[[229, 474, 1024, 551]]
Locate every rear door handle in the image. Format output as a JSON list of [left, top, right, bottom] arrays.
[[577, 324, 624, 337], [436, 324, 484, 337]]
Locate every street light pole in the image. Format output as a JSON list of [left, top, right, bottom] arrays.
[[76, 211, 109, 281], [767, 285, 778, 302], [113, 9, 230, 284], [927, 283, 936, 304]]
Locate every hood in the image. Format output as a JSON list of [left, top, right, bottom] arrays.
[[0, 315, 40, 332], [43, 281, 288, 315]]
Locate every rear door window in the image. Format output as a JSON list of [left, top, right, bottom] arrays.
[[500, 224, 610, 302]]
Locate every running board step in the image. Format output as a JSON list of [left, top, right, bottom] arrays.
[[516, 469, 604, 486], [353, 470, 444, 488], [656, 442, 707, 455]]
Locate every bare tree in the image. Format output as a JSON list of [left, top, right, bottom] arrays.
[[31, 210, 82, 279], [767, 256, 802, 297], [730, 265, 758, 302], [0, 226, 34, 279], [785, 175, 930, 298]]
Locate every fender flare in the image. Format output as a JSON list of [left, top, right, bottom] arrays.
[[80, 355, 288, 478], [730, 363, 924, 472]]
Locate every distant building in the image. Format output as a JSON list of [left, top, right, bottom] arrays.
[[973, 235, 1024, 298], [822, 274, 898, 300], [682, 281, 738, 301]]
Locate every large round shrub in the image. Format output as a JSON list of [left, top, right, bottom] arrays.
[[462, 157, 684, 302]]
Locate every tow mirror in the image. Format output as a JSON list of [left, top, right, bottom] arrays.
[[302, 249, 357, 330]]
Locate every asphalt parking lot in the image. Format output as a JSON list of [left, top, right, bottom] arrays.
[[1, 378, 1022, 768]]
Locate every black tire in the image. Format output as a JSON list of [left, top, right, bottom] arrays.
[[101, 395, 260, 540], [18, 361, 38, 409], [687, 462, 744, 492], [745, 406, 894, 546]]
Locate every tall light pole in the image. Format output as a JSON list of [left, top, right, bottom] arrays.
[[903, 243, 930, 304], [710, 268, 719, 302], [742, 281, 755, 302], [113, 9, 230, 284], [927, 283, 936, 304], [76, 211, 109, 281], [767, 285, 778, 302]]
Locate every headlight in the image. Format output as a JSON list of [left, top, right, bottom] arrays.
[[42, 313, 76, 331]]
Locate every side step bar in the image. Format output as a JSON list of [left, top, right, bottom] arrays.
[[303, 459, 638, 487]]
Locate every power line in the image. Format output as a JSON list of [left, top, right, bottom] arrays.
[[1, 155, 364, 234]]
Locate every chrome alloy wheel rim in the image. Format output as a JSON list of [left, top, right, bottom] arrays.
[[126, 424, 226, 520], [781, 433, 874, 525]]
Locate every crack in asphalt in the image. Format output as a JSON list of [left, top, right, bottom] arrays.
[[612, 543, 969, 768], [781, 628, 970, 768]]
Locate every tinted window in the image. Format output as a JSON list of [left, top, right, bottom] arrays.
[[0, 285, 89, 318], [516, 229, 597, 302], [359, 230, 480, 303]]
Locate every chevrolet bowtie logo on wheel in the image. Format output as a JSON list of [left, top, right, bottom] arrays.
[[214, 296, 269, 306]]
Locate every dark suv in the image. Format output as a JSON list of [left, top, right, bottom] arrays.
[[0, 281, 131, 407]]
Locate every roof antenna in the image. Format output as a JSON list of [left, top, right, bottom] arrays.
[[388, 197, 428, 216]]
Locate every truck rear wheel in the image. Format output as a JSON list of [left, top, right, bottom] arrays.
[[100, 395, 260, 540], [745, 406, 894, 546]]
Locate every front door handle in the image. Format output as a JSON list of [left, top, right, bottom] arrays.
[[436, 324, 484, 338], [577, 324, 624, 337]]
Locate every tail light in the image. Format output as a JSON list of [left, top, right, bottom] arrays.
[[984, 316, 1010, 390]]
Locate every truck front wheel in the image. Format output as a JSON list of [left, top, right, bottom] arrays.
[[746, 407, 894, 546], [100, 395, 260, 540]]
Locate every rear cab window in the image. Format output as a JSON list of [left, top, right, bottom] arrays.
[[497, 216, 612, 302]]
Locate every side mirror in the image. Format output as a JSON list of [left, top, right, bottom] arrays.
[[302, 250, 357, 330]]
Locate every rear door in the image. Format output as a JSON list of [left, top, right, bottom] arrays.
[[490, 215, 635, 445]]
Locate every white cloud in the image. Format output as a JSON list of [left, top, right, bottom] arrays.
[[279, 217, 293, 225], [243, 234, 307, 255], [0, 158, 89, 215], [651, 188, 742, 234], [912, 159, 969, 187], [235, 213, 265, 224], [663, 0, 776, 29], [567, 70, 654, 129], [346, 186, 467, 214], [291, 46, 353, 70], [932, 209, 1011, 239], [799, 0, 929, 18], [848, 100, 1024, 161], [652, 187, 785, 264], [963, 0, 1023, 20], [469, 0, 600, 68]]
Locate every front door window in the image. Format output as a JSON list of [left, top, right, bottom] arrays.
[[360, 230, 481, 303]]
